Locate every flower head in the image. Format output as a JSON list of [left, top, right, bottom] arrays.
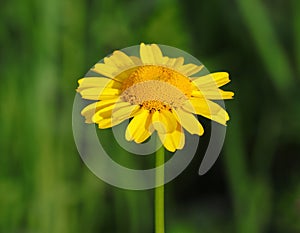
[[76, 43, 234, 152]]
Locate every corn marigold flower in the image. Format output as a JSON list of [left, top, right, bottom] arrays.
[[76, 43, 234, 152]]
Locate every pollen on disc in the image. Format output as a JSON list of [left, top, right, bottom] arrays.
[[120, 65, 192, 111]]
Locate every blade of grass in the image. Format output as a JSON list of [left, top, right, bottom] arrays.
[[236, 0, 293, 93], [223, 106, 249, 222], [293, 0, 300, 76]]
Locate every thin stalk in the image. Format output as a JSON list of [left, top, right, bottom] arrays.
[[155, 141, 165, 233]]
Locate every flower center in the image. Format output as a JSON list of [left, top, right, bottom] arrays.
[[120, 65, 192, 111]]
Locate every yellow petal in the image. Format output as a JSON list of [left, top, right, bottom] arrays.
[[192, 72, 230, 88], [92, 63, 118, 78], [97, 118, 124, 129], [177, 63, 203, 76], [192, 89, 234, 100], [105, 50, 135, 69], [96, 104, 140, 129], [79, 87, 121, 100], [134, 130, 152, 143], [149, 44, 164, 64], [77, 78, 121, 92], [125, 109, 152, 143], [173, 57, 185, 68], [173, 108, 204, 136], [182, 98, 229, 125], [140, 43, 164, 64], [112, 104, 140, 120], [129, 56, 143, 66], [162, 57, 175, 67], [158, 124, 185, 152], [163, 57, 184, 69], [152, 110, 177, 133], [81, 106, 95, 123], [81, 98, 120, 122], [92, 50, 138, 79], [93, 101, 132, 122]]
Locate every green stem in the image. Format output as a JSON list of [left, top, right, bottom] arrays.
[[155, 141, 165, 233]]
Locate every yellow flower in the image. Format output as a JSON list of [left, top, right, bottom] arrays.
[[76, 43, 234, 152]]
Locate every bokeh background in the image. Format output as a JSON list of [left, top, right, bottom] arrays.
[[1, 0, 300, 232]]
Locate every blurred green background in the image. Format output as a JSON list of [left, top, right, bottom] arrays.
[[1, 0, 300, 232]]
